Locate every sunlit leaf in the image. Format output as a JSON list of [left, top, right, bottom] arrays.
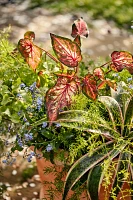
[[62, 142, 113, 200], [74, 35, 81, 47], [71, 17, 89, 38], [106, 79, 117, 91], [110, 51, 133, 73], [82, 74, 97, 100], [93, 68, 104, 80], [46, 76, 81, 122], [98, 96, 124, 133], [24, 31, 35, 42], [50, 33, 82, 68], [18, 38, 42, 71], [97, 81, 106, 90]]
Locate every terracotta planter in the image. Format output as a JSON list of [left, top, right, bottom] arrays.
[[31, 147, 132, 200], [34, 149, 88, 199]]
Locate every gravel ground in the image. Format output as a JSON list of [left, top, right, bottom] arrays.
[[0, 0, 132, 58]]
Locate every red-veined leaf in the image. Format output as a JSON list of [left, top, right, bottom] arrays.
[[93, 68, 104, 80], [46, 76, 81, 122], [24, 31, 35, 42], [50, 33, 82, 68], [71, 17, 89, 38], [74, 35, 81, 47], [18, 38, 42, 71], [82, 74, 97, 100], [110, 51, 133, 73]]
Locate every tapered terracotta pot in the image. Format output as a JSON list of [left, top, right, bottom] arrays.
[[35, 150, 87, 199]]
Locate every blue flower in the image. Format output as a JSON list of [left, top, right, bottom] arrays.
[[29, 82, 36, 93], [129, 84, 133, 89], [42, 122, 47, 128], [20, 83, 26, 89], [127, 77, 132, 82], [46, 144, 53, 152], [36, 97, 43, 111], [16, 93, 22, 98], [23, 117, 27, 122], [16, 135, 23, 147], [24, 133, 33, 141], [55, 123, 61, 128], [2, 159, 8, 164]]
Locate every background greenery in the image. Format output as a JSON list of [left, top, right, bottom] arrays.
[[30, 0, 133, 30]]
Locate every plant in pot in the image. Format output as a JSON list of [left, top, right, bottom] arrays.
[[1, 18, 133, 199]]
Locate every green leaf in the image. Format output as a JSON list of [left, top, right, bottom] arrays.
[[98, 96, 124, 135], [87, 165, 102, 200], [124, 95, 133, 134], [87, 144, 128, 200], [1, 94, 12, 105], [62, 142, 113, 200]]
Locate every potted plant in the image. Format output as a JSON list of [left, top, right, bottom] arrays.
[[1, 18, 133, 199]]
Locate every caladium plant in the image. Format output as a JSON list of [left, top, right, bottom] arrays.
[[18, 18, 133, 124], [62, 83, 133, 200]]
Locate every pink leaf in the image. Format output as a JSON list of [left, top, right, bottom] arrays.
[[71, 17, 89, 38], [50, 33, 82, 68], [18, 38, 42, 71], [82, 74, 97, 100], [110, 51, 133, 73], [93, 68, 104, 80], [46, 76, 81, 122]]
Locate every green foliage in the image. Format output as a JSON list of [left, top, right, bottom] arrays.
[[62, 83, 133, 199], [30, 0, 133, 30]]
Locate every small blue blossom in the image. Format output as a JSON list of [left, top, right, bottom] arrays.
[[24, 133, 33, 141], [127, 77, 132, 82], [2, 159, 8, 164], [42, 122, 47, 128], [129, 84, 133, 89], [20, 83, 26, 89], [113, 73, 118, 77], [55, 123, 61, 128], [16, 93, 22, 98], [29, 82, 36, 93], [16, 135, 23, 147], [23, 117, 27, 122], [27, 156, 32, 162], [36, 97, 43, 111], [46, 144, 53, 152], [18, 110, 22, 116]]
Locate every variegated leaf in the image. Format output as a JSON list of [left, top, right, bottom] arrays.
[[18, 38, 42, 71], [50, 33, 82, 68], [46, 76, 81, 122], [71, 17, 89, 38], [82, 74, 97, 100]]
